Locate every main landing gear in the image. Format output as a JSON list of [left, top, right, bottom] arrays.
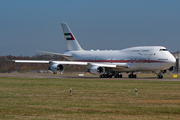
[[114, 73, 122, 78], [99, 74, 113, 78], [99, 73, 122, 78], [157, 74, 163, 79], [100, 72, 138, 78], [128, 73, 137, 78]]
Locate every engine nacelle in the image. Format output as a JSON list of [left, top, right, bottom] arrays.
[[89, 66, 105, 75], [160, 69, 167, 75], [49, 64, 64, 74], [168, 66, 175, 73]]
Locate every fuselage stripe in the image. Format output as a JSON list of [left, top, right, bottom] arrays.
[[73, 60, 167, 63]]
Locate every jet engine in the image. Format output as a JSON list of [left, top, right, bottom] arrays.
[[49, 64, 64, 74], [168, 66, 175, 73], [89, 66, 105, 75]]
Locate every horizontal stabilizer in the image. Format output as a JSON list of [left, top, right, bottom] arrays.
[[37, 50, 72, 57]]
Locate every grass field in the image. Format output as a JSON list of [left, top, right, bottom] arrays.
[[0, 76, 180, 119]]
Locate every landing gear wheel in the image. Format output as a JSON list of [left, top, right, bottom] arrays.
[[106, 74, 109, 78], [128, 74, 132, 78], [157, 75, 163, 79], [119, 74, 122, 78], [114, 73, 122, 78], [128, 74, 137, 78], [114, 74, 118, 78], [102, 74, 105, 78], [100, 74, 113, 78], [133, 74, 137, 78]]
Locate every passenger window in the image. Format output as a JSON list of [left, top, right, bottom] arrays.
[[142, 50, 149, 52], [131, 50, 140, 52]]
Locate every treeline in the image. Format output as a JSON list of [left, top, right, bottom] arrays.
[[0, 54, 86, 73]]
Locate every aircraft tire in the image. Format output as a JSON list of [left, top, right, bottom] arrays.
[[114, 74, 118, 78], [128, 74, 136, 78], [119, 74, 122, 78], [114, 73, 122, 78], [157, 75, 160, 79], [102, 74, 105, 78], [161, 75, 163, 79], [133, 75, 137, 78], [109, 75, 112, 78], [128, 74, 132, 78], [128, 74, 130, 78], [157, 75, 163, 79]]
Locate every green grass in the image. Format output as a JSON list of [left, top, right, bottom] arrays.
[[0, 77, 180, 119]]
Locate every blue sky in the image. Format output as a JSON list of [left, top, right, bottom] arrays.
[[0, 0, 180, 56]]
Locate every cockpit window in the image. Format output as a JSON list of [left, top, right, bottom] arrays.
[[159, 49, 168, 51]]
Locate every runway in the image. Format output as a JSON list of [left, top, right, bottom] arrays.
[[0, 73, 180, 81]]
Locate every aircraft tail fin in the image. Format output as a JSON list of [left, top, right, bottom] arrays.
[[61, 23, 83, 51]]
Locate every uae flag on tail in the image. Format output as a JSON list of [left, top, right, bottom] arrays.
[[64, 33, 75, 40]]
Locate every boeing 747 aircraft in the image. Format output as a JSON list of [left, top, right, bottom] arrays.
[[15, 23, 176, 79]]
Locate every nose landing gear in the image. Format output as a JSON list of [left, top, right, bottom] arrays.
[[157, 74, 163, 79]]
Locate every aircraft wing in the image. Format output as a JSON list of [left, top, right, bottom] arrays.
[[87, 63, 129, 68], [14, 60, 129, 68], [14, 60, 88, 65], [14, 60, 50, 63]]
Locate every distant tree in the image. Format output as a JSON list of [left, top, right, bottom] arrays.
[[20, 66, 31, 73], [6, 65, 16, 73]]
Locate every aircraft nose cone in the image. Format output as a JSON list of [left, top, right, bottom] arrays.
[[170, 56, 176, 64]]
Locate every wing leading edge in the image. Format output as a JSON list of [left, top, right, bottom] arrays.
[[14, 60, 129, 68]]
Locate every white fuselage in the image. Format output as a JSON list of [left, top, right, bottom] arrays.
[[64, 46, 176, 72]]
